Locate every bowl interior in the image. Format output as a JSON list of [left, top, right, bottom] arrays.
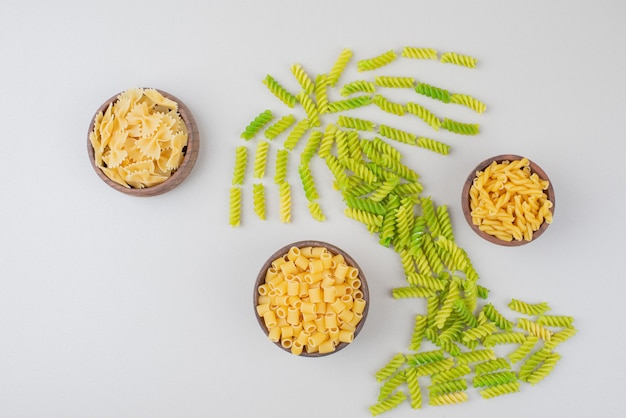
[[254, 240, 369, 357], [461, 154, 555, 246], [87, 88, 199, 197]]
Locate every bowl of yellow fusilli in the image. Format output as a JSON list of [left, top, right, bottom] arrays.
[[253, 240, 369, 357], [462, 154, 555, 246]]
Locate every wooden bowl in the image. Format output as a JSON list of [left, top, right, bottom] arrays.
[[87, 88, 199, 197], [461, 154, 555, 246], [253, 240, 370, 357]]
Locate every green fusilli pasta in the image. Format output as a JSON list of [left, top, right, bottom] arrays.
[[274, 149, 288, 185], [375, 76, 415, 88], [455, 349, 496, 365], [241, 109, 273, 140], [408, 315, 428, 352], [440, 51, 478, 68], [416, 137, 450, 155], [453, 299, 478, 328], [430, 364, 471, 384], [375, 353, 406, 382], [229, 186, 242, 227], [340, 80, 376, 96], [474, 358, 511, 375], [414, 358, 455, 377], [297, 91, 320, 127], [507, 335, 539, 364], [378, 124, 416, 144], [252, 183, 265, 220], [231, 146, 247, 185], [314, 73, 329, 114], [479, 381, 520, 399], [407, 273, 445, 291], [263, 75, 297, 108], [298, 164, 319, 202], [345, 196, 387, 216], [342, 158, 378, 184], [436, 205, 455, 241], [461, 322, 498, 344], [264, 114, 296, 140], [317, 123, 336, 158], [377, 371, 406, 401], [345, 207, 383, 229], [252, 141, 270, 179], [327, 48, 352, 87], [369, 391, 406, 416], [450, 93, 487, 114], [482, 303, 514, 331], [300, 129, 322, 165], [307, 201, 325, 221], [392, 286, 436, 299], [327, 95, 372, 113], [415, 82, 451, 103], [371, 136, 402, 161], [405, 102, 441, 131], [404, 367, 422, 409], [401, 46, 437, 60], [472, 371, 518, 388], [544, 327, 577, 350], [406, 349, 445, 366], [357, 49, 398, 71], [517, 318, 553, 341], [441, 118, 480, 135], [508, 299, 551, 316], [372, 95, 405, 116], [283, 118, 310, 151], [337, 115, 376, 131], [483, 331, 527, 347], [290, 63, 315, 94], [429, 391, 468, 406], [278, 181, 291, 223], [537, 315, 575, 328], [518, 347, 552, 381], [428, 379, 467, 397], [433, 280, 459, 329], [524, 351, 561, 385]]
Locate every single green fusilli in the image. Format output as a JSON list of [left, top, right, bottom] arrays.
[[327, 48, 352, 87], [392, 286, 436, 299], [345, 207, 383, 229], [401, 46, 437, 60], [455, 349, 496, 365], [378, 124, 416, 144], [263, 75, 297, 108], [517, 318, 553, 341], [440, 51, 478, 68], [429, 391, 468, 406], [369, 177, 401, 202], [278, 181, 291, 223], [357, 49, 398, 71], [441, 118, 480, 135], [414, 358, 455, 377], [428, 379, 467, 397], [342, 157, 378, 184], [297, 91, 320, 127], [508, 299, 551, 316], [375, 353, 406, 382], [406, 348, 445, 366], [537, 315, 575, 328], [231, 146, 247, 185], [337, 115, 376, 131], [453, 299, 478, 328], [274, 149, 288, 185], [544, 327, 577, 350], [461, 322, 498, 344], [241, 109, 273, 140], [229, 186, 242, 227], [300, 130, 322, 165], [508, 335, 539, 364], [433, 280, 459, 329], [483, 331, 527, 347], [290, 63, 315, 94], [524, 351, 561, 385], [307, 201, 325, 221], [518, 347, 552, 381], [340, 80, 376, 96], [474, 358, 512, 375], [369, 391, 406, 416], [416, 137, 450, 155], [372, 95, 405, 116], [405, 102, 442, 131], [404, 367, 422, 409], [252, 140, 270, 179], [377, 371, 406, 401], [264, 114, 296, 140], [407, 273, 445, 291], [314, 73, 329, 114], [408, 315, 428, 352], [479, 381, 521, 399], [375, 76, 415, 88], [252, 183, 265, 220], [317, 123, 336, 158], [327, 95, 372, 113], [472, 371, 518, 388], [450, 93, 487, 114], [415, 82, 451, 103], [345, 196, 387, 216], [298, 164, 319, 202], [430, 364, 471, 384], [283, 118, 310, 151], [482, 303, 514, 331]]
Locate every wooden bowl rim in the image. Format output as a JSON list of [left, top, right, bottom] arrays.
[[253, 240, 370, 357], [87, 88, 199, 197], [461, 154, 556, 247]]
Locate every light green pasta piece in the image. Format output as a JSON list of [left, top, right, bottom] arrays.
[[357, 49, 398, 71], [524, 351, 561, 385], [435, 205, 454, 241], [415, 82, 451, 103], [345, 196, 387, 216], [435, 236, 468, 271], [252, 183, 265, 220], [428, 379, 467, 397], [537, 315, 575, 328], [296, 91, 320, 127], [474, 358, 511, 375], [406, 348, 445, 366], [439, 318, 464, 343], [482, 303, 514, 331], [450, 93, 487, 114], [433, 280, 459, 329], [300, 130, 322, 165], [375, 76, 415, 88], [335, 129, 350, 161], [345, 207, 383, 229], [317, 123, 336, 158], [298, 164, 319, 202], [290, 63, 315, 94], [369, 391, 406, 416], [342, 180, 379, 198], [345, 130, 362, 160], [229, 186, 242, 227], [476, 284, 490, 299], [377, 371, 406, 401], [517, 318, 553, 341], [430, 364, 471, 384], [453, 299, 478, 328], [416, 137, 450, 155], [440, 51, 478, 68], [408, 216, 427, 254], [341, 158, 378, 184], [404, 367, 422, 409], [483, 331, 527, 347], [392, 286, 436, 299], [461, 322, 498, 344], [264, 114, 296, 140], [366, 162, 396, 182], [508, 298, 551, 316], [371, 136, 402, 161], [398, 248, 416, 276], [284, 118, 310, 151], [263, 75, 297, 108], [314, 73, 329, 114], [401, 46, 438, 60], [375, 353, 406, 382], [337, 115, 376, 131], [472, 371, 517, 388], [372, 178, 402, 203], [378, 124, 416, 145], [327, 95, 372, 113], [408, 315, 429, 352], [327, 48, 353, 87], [394, 198, 414, 249], [278, 181, 291, 223], [479, 381, 521, 399], [421, 233, 445, 276], [455, 348, 496, 365], [340, 80, 376, 96], [231, 146, 247, 186], [429, 391, 468, 406], [394, 181, 423, 197], [372, 95, 405, 116], [441, 118, 480, 135], [508, 335, 539, 364], [405, 102, 441, 131], [241, 109, 273, 140], [252, 141, 270, 179], [414, 358, 455, 377], [307, 201, 325, 222], [274, 149, 288, 185], [406, 273, 445, 291], [544, 327, 577, 350], [518, 347, 552, 381], [378, 194, 400, 246]]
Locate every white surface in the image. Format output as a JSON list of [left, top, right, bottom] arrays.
[[1, 1, 625, 417]]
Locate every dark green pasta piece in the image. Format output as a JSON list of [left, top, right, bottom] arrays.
[[482, 303, 514, 331], [327, 95, 372, 113], [241, 109, 273, 140], [263, 75, 297, 108], [344, 196, 387, 216], [441, 118, 480, 135], [472, 371, 518, 388], [405, 348, 445, 365], [415, 81, 451, 103]]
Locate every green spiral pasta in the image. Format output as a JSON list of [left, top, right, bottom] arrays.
[[476, 284, 490, 300], [436, 205, 455, 241], [507, 335, 539, 364], [372, 95, 405, 116], [450, 93, 487, 114], [300, 130, 322, 165], [345, 196, 387, 216], [433, 280, 459, 329], [420, 197, 440, 237], [405, 102, 442, 131], [274, 149, 288, 185], [229, 186, 242, 227], [524, 351, 561, 385], [407, 273, 445, 291], [537, 315, 575, 328], [339, 80, 376, 96], [472, 371, 518, 388], [441, 118, 480, 135], [416, 137, 450, 155], [369, 391, 406, 416], [313, 73, 329, 114], [421, 234, 445, 275], [429, 391, 468, 406], [481, 303, 514, 331], [452, 299, 478, 328], [428, 379, 467, 397], [290, 63, 315, 94], [517, 318, 553, 341], [401, 46, 438, 60], [394, 180, 423, 196], [414, 358, 455, 377], [252, 183, 265, 220], [408, 216, 427, 255], [378, 124, 416, 145], [375, 353, 406, 382], [474, 358, 512, 375], [341, 157, 378, 184], [483, 331, 527, 347], [263, 75, 297, 108], [252, 140, 270, 179], [544, 327, 577, 350], [317, 123, 336, 158], [392, 286, 436, 299], [404, 367, 422, 409], [327, 95, 372, 113], [406, 349, 445, 366], [479, 381, 521, 399], [337, 115, 376, 131], [378, 195, 400, 247], [231, 146, 247, 186], [241, 109, 273, 140], [296, 91, 320, 127], [284, 118, 310, 151], [431, 364, 471, 385], [518, 347, 553, 382], [440, 51, 478, 68], [278, 181, 291, 223], [342, 180, 379, 198], [345, 207, 383, 229], [264, 114, 296, 140], [415, 82, 451, 103], [371, 136, 402, 161], [461, 322, 498, 344], [307, 201, 326, 222], [435, 236, 468, 271], [357, 49, 398, 71], [345, 130, 363, 160], [377, 371, 406, 401], [368, 177, 399, 203], [327, 48, 352, 87], [439, 319, 464, 343], [375, 76, 415, 88], [298, 164, 319, 202], [508, 299, 551, 316], [455, 348, 496, 365], [408, 315, 429, 352]]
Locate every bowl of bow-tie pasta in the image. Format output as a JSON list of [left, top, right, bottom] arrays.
[[461, 154, 555, 246], [87, 87, 199, 196], [254, 240, 369, 357]]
